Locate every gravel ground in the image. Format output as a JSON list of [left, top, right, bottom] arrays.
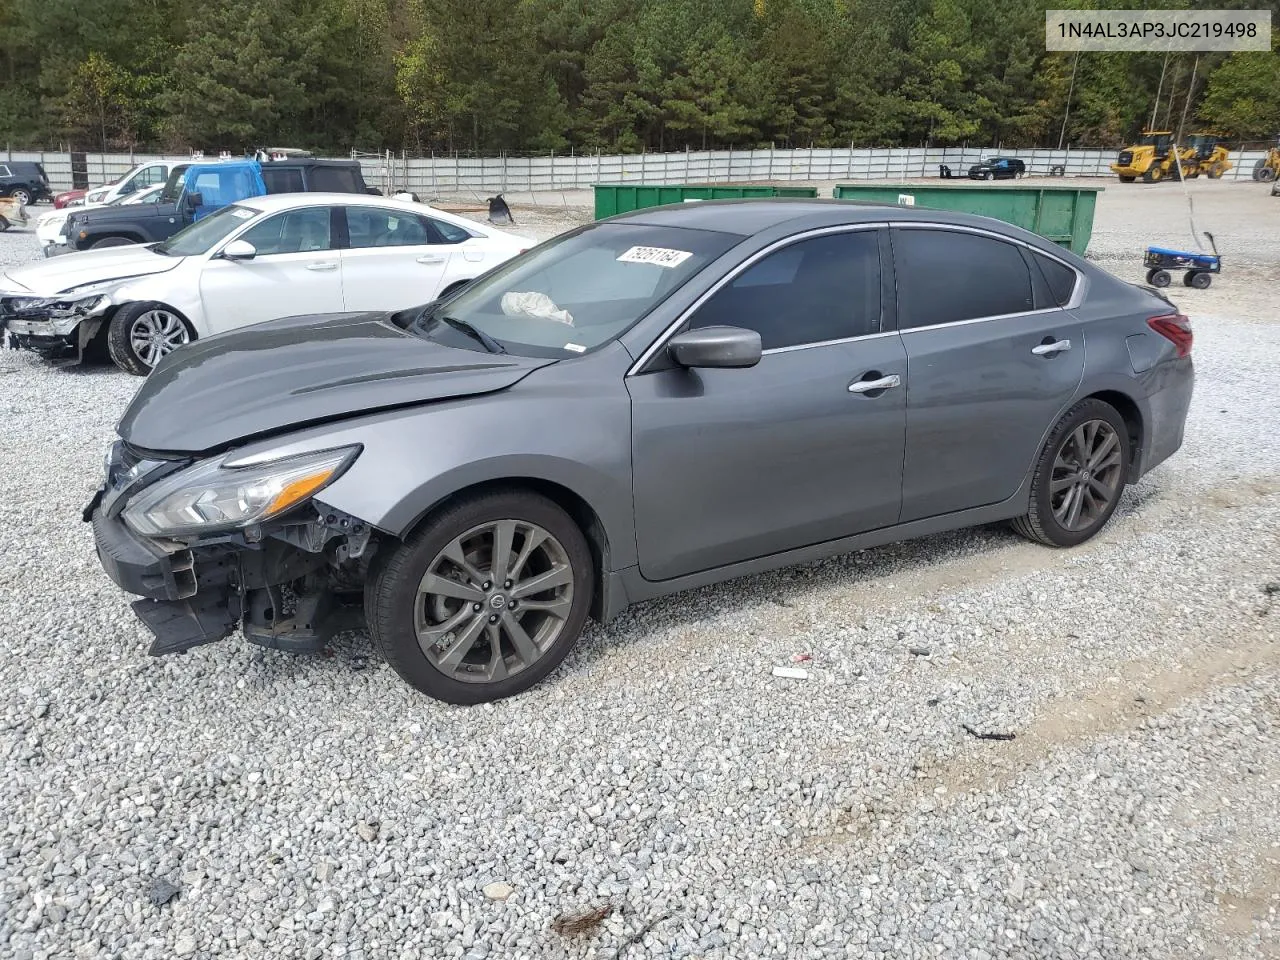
[[1, 185, 1278, 960]]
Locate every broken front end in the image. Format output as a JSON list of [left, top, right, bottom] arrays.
[[86, 440, 375, 655], [0, 290, 111, 363]]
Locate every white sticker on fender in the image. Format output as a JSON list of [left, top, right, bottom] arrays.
[[616, 245, 693, 268]]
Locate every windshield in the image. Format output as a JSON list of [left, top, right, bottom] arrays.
[[409, 223, 740, 357], [153, 204, 258, 257]]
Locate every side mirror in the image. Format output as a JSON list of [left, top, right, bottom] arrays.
[[221, 239, 257, 261], [184, 191, 204, 210], [667, 326, 762, 369]]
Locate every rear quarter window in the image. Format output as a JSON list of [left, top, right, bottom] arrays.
[[308, 166, 360, 192], [1031, 252, 1079, 306]]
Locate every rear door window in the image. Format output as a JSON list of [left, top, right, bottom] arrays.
[[344, 207, 434, 248], [309, 166, 360, 192], [893, 228, 1035, 329]]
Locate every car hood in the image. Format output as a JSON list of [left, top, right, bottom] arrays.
[[0, 245, 181, 296], [119, 312, 558, 453]]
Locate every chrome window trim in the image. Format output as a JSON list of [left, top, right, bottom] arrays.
[[762, 329, 898, 355], [626, 223, 890, 376], [888, 221, 1086, 313]]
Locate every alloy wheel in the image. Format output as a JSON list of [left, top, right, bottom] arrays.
[[129, 309, 190, 367], [1050, 419, 1123, 532], [414, 519, 575, 683]]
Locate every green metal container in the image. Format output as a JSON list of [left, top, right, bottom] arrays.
[[830, 183, 1102, 256], [594, 183, 819, 219]]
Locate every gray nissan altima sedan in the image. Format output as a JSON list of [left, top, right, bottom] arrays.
[[86, 200, 1194, 704]]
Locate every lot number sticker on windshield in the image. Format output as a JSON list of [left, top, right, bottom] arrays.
[[616, 246, 693, 268]]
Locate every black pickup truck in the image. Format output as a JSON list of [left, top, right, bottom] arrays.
[[57, 158, 375, 255]]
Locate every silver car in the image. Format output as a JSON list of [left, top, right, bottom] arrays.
[[85, 200, 1194, 703]]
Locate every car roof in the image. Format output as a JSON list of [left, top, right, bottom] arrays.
[[611, 197, 1037, 238], [232, 192, 498, 232], [236, 193, 432, 213]]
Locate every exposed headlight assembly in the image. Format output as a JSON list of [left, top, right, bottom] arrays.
[[122, 446, 361, 538], [8, 292, 111, 319]]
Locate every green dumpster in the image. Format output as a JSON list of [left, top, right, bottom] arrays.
[[594, 183, 819, 220], [830, 182, 1102, 256]]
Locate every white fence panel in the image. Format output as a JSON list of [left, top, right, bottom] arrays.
[[6, 145, 1273, 195]]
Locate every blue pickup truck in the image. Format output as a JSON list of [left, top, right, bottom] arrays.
[[54, 157, 375, 255]]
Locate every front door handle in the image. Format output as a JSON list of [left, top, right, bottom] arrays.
[[306, 262, 338, 271], [1032, 338, 1071, 356], [416, 255, 446, 264], [848, 374, 901, 394]]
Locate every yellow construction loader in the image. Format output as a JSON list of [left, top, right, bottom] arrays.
[[1111, 131, 1232, 182], [1178, 135, 1232, 179], [1111, 131, 1175, 182], [1251, 136, 1280, 183]]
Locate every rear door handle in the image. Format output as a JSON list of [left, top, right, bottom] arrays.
[[416, 255, 446, 264], [848, 374, 901, 394], [1032, 338, 1071, 356], [306, 262, 338, 271]]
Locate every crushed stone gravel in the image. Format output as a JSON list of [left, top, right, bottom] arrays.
[[1, 186, 1277, 960]]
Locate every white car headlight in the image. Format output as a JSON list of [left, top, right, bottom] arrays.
[[122, 446, 361, 538], [8, 292, 110, 319]]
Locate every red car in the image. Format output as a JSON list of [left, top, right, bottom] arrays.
[[54, 189, 87, 209]]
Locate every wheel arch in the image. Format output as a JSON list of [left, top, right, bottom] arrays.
[[393, 476, 616, 621], [112, 299, 199, 341], [1082, 388, 1144, 474]]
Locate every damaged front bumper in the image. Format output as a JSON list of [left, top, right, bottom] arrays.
[[1, 301, 108, 363], [85, 448, 375, 657]]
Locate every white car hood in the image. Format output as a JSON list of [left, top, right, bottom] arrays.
[[1, 246, 182, 297]]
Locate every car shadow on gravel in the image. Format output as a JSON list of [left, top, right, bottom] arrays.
[[219, 475, 1180, 693]]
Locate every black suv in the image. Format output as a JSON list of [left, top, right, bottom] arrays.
[[967, 157, 1026, 180], [60, 158, 376, 253], [1, 161, 53, 204]]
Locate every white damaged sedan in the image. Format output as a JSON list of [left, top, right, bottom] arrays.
[[1, 193, 533, 374]]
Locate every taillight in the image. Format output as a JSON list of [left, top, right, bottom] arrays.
[[1147, 313, 1192, 357]]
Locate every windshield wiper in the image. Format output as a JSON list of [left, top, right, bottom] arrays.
[[436, 314, 505, 354]]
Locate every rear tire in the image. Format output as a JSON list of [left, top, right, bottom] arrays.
[[1143, 166, 1164, 183], [1118, 175, 1136, 183], [1189, 272, 1211, 289], [106, 302, 193, 376], [366, 490, 595, 704], [1207, 164, 1225, 179], [6, 187, 32, 206], [1013, 399, 1131, 548], [1150, 270, 1172, 288], [1258, 167, 1277, 183]]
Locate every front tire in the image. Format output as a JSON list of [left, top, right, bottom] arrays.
[[90, 236, 132, 250], [1013, 399, 1131, 548], [366, 491, 595, 704], [107, 302, 193, 375], [1118, 175, 1136, 183]]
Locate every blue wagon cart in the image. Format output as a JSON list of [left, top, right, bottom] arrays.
[[1143, 232, 1220, 289]]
